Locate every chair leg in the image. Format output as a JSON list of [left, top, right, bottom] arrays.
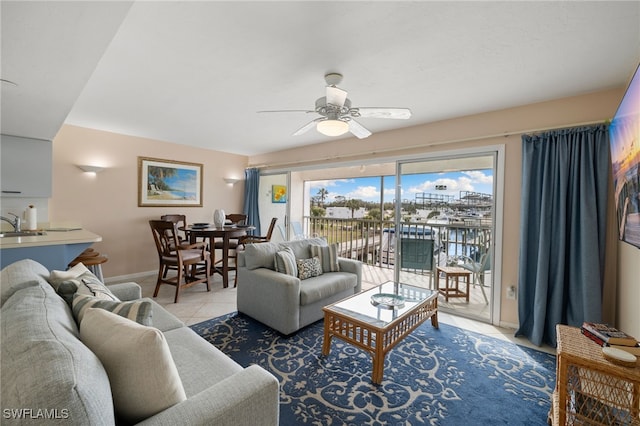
[[475, 273, 489, 304], [153, 265, 164, 298], [174, 265, 183, 304]]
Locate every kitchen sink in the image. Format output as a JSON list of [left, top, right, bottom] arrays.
[[0, 231, 47, 238]]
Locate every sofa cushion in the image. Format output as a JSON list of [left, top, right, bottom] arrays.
[[296, 256, 323, 280], [299, 272, 358, 305], [80, 308, 187, 424], [72, 293, 153, 326], [310, 243, 341, 272], [0, 259, 49, 307], [275, 246, 298, 277], [244, 241, 280, 270], [1, 285, 115, 424], [280, 237, 327, 259]]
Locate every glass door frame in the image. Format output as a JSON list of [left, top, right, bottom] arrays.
[[394, 145, 505, 325]]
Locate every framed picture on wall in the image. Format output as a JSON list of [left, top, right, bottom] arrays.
[[138, 157, 203, 207], [272, 185, 287, 203]]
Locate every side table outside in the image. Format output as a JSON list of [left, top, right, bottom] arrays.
[[436, 266, 471, 302]]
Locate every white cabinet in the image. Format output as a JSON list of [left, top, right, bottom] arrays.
[[1, 135, 52, 197]]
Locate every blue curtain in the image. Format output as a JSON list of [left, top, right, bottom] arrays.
[[516, 125, 610, 347], [243, 168, 261, 235]]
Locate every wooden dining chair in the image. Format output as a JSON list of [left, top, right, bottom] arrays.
[[225, 214, 247, 225], [149, 220, 211, 303]]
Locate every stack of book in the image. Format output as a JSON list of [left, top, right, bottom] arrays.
[[581, 322, 640, 355]]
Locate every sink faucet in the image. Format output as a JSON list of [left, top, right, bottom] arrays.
[[0, 213, 21, 232]]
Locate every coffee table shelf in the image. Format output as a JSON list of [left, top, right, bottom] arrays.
[[322, 281, 438, 384]]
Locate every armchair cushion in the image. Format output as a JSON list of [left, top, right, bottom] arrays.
[[80, 308, 187, 424], [244, 242, 280, 270]]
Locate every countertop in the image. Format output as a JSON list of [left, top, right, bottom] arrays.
[[0, 229, 102, 249]]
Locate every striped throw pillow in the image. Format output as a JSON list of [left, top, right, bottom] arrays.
[[274, 247, 298, 277], [72, 293, 152, 326], [310, 243, 340, 272]]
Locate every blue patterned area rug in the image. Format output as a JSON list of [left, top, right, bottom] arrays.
[[190, 313, 555, 425]]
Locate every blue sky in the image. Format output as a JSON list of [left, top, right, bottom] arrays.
[[308, 170, 493, 203]]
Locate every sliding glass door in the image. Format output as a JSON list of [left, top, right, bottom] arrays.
[[396, 152, 499, 323]]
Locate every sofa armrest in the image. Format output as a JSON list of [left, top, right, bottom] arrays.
[[107, 282, 142, 301], [237, 267, 302, 335], [137, 365, 279, 426], [338, 258, 362, 293]]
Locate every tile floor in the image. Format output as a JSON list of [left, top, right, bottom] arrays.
[[111, 269, 555, 355]]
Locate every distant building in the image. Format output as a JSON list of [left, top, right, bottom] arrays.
[[326, 207, 366, 219]]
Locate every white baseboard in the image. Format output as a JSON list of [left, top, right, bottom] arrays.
[[104, 270, 156, 284], [499, 321, 518, 330]]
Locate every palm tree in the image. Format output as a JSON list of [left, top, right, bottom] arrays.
[[316, 188, 329, 207]]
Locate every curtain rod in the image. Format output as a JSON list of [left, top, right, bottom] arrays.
[[248, 119, 607, 171]]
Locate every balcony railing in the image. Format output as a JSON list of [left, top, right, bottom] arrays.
[[304, 216, 492, 272]]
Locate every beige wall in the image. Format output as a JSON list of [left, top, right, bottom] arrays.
[[250, 88, 639, 330], [50, 125, 247, 278], [47, 88, 639, 333]]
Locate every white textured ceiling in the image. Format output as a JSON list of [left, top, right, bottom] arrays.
[[2, 1, 639, 156]]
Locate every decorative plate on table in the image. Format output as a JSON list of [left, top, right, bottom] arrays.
[[236, 224, 251, 228], [192, 223, 210, 229], [371, 293, 405, 309]]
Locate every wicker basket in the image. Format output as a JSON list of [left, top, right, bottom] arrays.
[[550, 325, 640, 425]]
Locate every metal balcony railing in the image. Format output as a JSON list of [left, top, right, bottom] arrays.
[[304, 216, 492, 272]]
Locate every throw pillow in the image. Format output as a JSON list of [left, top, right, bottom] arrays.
[[79, 308, 186, 423], [48, 262, 89, 290], [296, 256, 323, 280], [310, 243, 340, 272], [72, 293, 153, 326], [76, 271, 120, 301], [274, 247, 298, 277], [50, 263, 119, 301]]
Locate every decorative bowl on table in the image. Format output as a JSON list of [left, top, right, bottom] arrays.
[[371, 293, 405, 309]]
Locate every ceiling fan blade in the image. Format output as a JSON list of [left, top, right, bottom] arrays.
[[348, 119, 372, 139], [257, 109, 315, 114], [293, 118, 324, 136], [351, 107, 412, 119], [326, 86, 347, 108]]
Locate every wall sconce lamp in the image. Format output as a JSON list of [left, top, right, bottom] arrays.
[[223, 177, 240, 185], [77, 165, 105, 173]]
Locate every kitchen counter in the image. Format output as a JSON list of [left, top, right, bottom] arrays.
[[0, 229, 101, 249], [0, 229, 102, 271]]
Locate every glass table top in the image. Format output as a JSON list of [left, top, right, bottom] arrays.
[[326, 281, 436, 327]]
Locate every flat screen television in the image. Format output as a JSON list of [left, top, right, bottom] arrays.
[[609, 63, 640, 249]]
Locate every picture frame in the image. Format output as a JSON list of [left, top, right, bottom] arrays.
[[138, 157, 203, 207], [272, 185, 287, 203]]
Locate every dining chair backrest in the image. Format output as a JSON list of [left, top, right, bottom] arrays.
[[150, 220, 181, 256], [400, 238, 435, 271], [226, 214, 247, 225], [160, 214, 188, 240], [265, 217, 278, 240], [291, 221, 304, 239], [277, 223, 287, 241]]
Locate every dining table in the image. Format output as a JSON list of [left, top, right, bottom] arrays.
[[182, 224, 254, 288]]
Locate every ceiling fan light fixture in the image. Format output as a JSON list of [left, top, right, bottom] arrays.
[[317, 119, 349, 136]]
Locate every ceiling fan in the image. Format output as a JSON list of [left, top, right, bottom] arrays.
[[258, 73, 411, 139]]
